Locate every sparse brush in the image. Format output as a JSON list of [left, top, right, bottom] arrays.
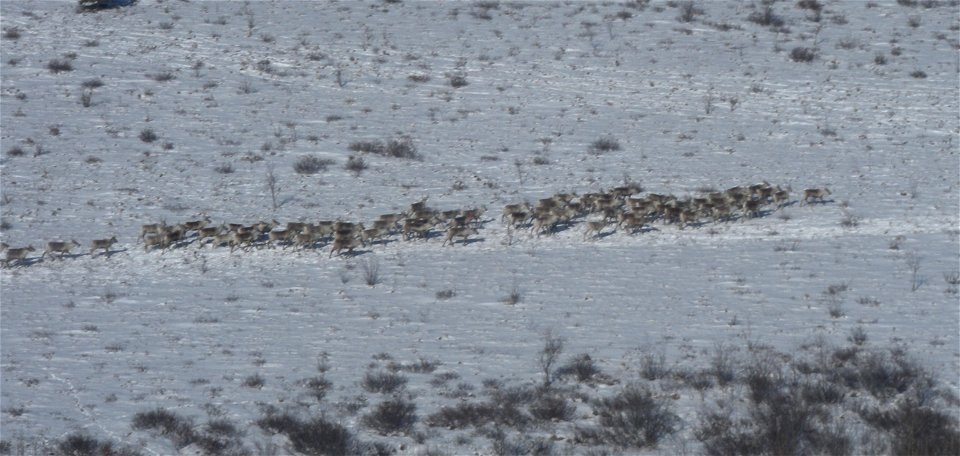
[[362, 397, 418, 435], [139, 128, 158, 143], [47, 59, 73, 73], [589, 136, 621, 154], [363, 370, 407, 394], [790, 47, 817, 62], [293, 155, 334, 175]]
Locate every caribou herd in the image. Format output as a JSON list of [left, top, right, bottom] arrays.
[[0, 183, 832, 267]]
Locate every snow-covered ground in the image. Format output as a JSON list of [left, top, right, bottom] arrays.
[[2, 1, 957, 454]]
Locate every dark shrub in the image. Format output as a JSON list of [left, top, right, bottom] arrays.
[[890, 400, 960, 456], [555, 353, 601, 383], [589, 136, 621, 154], [47, 59, 73, 73], [138, 128, 158, 143], [529, 393, 575, 422], [383, 138, 420, 159], [349, 140, 384, 154], [910, 70, 927, 78], [362, 397, 418, 435], [581, 385, 679, 448], [259, 413, 356, 456], [790, 47, 817, 62], [344, 155, 368, 174], [293, 155, 334, 175], [363, 370, 408, 394], [748, 6, 784, 27], [131, 408, 196, 449]]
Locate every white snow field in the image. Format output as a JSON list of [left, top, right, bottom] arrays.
[[1, 0, 958, 454]]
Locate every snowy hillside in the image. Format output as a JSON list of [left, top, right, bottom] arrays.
[[1, 1, 958, 454]]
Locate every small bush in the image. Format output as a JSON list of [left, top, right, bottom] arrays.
[[874, 52, 888, 65], [47, 59, 73, 73], [6, 146, 25, 157], [448, 74, 468, 88], [529, 393, 575, 422], [748, 6, 784, 27], [363, 370, 408, 394], [2, 27, 20, 40], [213, 163, 234, 174], [138, 128, 158, 143], [384, 138, 420, 159], [303, 376, 332, 401], [910, 70, 927, 78], [676, 1, 701, 22], [360, 258, 381, 286], [501, 286, 522, 305], [408, 74, 431, 83], [639, 351, 670, 381], [580, 385, 679, 448], [362, 397, 418, 435], [790, 47, 817, 62], [344, 155, 368, 174], [349, 140, 384, 154], [258, 413, 356, 456], [242, 373, 265, 389], [80, 78, 104, 89], [796, 0, 823, 11], [435, 289, 456, 300], [889, 400, 960, 456], [556, 353, 602, 383], [589, 136, 621, 154], [425, 402, 496, 429], [131, 408, 196, 449], [293, 155, 334, 175], [57, 432, 143, 456], [148, 71, 176, 82]]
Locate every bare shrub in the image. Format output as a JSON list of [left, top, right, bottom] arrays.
[[425, 402, 498, 429], [501, 286, 522, 305], [242, 373, 265, 389], [2, 27, 20, 40], [711, 344, 737, 386], [349, 140, 384, 154], [408, 74, 431, 83], [47, 59, 73, 73], [58, 432, 143, 456], [529, 393, 575, 422], [748, 6, 784, 27], [790, 47, 817, 62], [555, 353, 602, 383], [80, 89, 93, 108], [214, 163, 234, 174], [293, 155, 334, 175], [589, 136, 621, 154], [344, 155, 367, 174], [363, 370, 407, 394], [676, 1, 701, 22], [538, 330, 565, 387], [874, 52, 888, 65], [360, 258, 381, 286], [639, 351, 670, 381], [138, 128, 158, 143], [578, 385, 679, 448], [796, 0, 823, 11], [448, 74, 469, 88], [80, 78, 104, 89], [910, 69, 927, 78], [148, 71, 176, 82], [303, 376, 332, 401], [258, 412, 357, 456], [6, 146, 25, 157], [362, 397, 418, 435], [435, 289, 456, 300], [848, 326, 868, 346], [889, 400, 960, 456], [384, 138, 420, 159], [131, 408, 197, 449]]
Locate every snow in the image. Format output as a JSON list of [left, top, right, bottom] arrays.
[[1, 0, 957, 453]]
